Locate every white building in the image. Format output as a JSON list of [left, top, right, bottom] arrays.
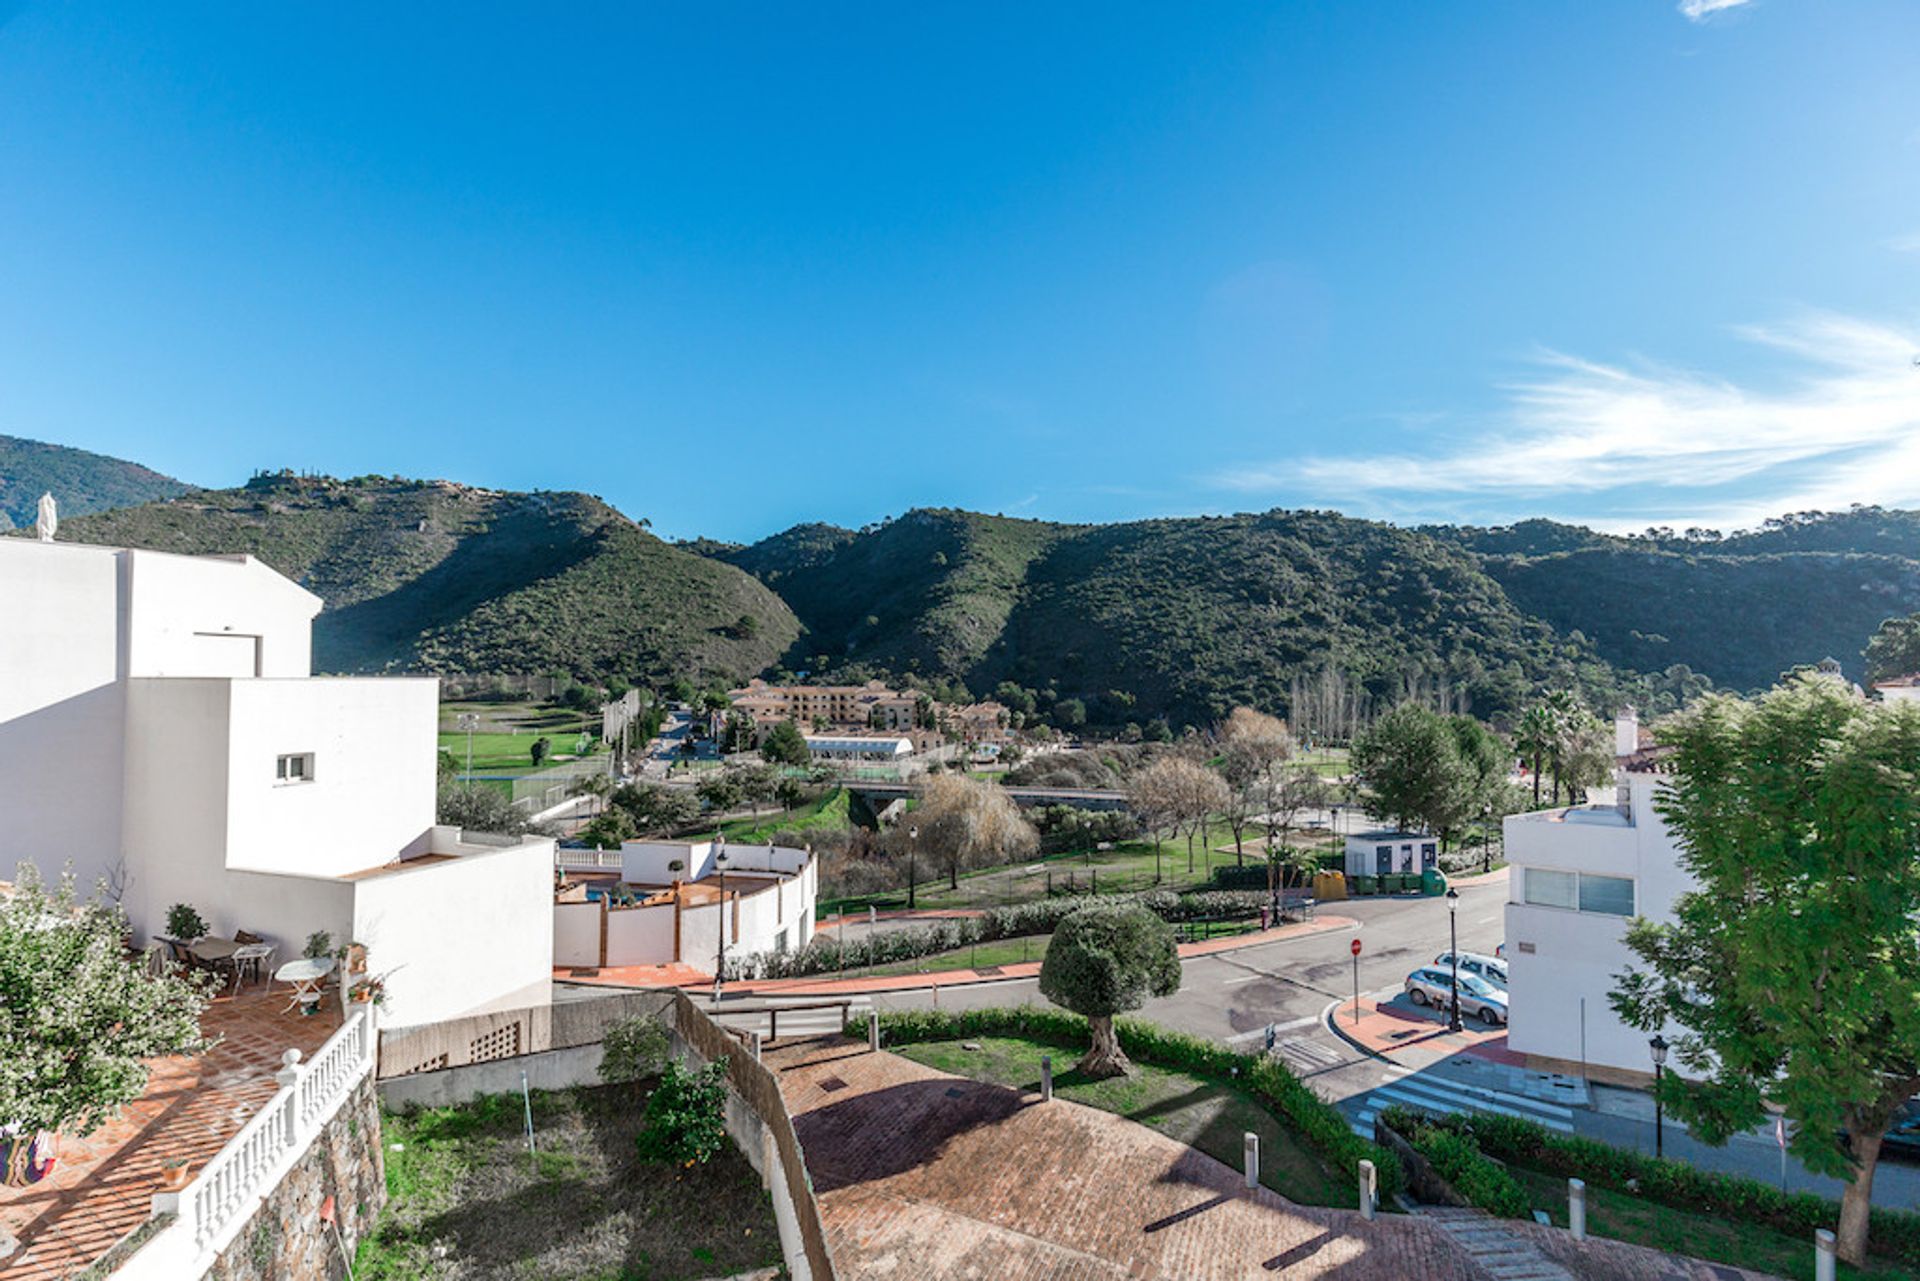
[[1343, 829, 1439, 878], [0, 536, 554, 1027], [801, 733, 914, 762], [1502, 709, 1685, 1077], [553, 839, 817, 973]]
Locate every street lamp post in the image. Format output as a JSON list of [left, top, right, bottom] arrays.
[[457, 712, 480, 783], [1266, 837, 1280, 926], [906, 825, 919, 911], [1480, 804, 1493, 873], [1445, 888, 1463, 1031], [1649, 1034, 1669, 1158], [712, 837, 730, 1004]]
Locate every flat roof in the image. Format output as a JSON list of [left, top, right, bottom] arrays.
[[1348, 830, 1433, 842]]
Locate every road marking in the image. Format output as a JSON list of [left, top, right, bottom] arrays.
[[1222, 975, 1264, 986]]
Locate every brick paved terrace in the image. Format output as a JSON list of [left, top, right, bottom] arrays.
[[0, 985, 341, 1280], [767, 1037, 1782, 1280]]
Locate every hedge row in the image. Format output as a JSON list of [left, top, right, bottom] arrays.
[[1402, 1108, 1920, 1265], [725, 889, 1271, 981], [1379, 1106, 1530, 1218], [854, 1005, 1403, 1198]]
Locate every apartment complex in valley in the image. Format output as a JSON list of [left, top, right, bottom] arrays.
[[727, 678, 1014, 749]]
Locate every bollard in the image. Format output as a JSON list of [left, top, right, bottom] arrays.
[[1243, 1132, 1260, 1190], [1358, 1159, 1377, 1220], [1815, 1229, 1837, 1281], [868, 1011, 880, 1052], [750, 1031, 762, 1062], [1568, 1178, 1586, 1241], [1041, 1056, 1054, 1102]]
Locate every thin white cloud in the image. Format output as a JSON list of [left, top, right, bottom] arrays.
[[1211, 311, 1920, 532], [1891, 230, 1920, 254], [1679, 0, 1753, 20]]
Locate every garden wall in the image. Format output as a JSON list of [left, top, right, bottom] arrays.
[[204, 1077, 385, 1281]]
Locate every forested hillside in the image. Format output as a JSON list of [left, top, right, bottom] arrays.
[[52, 474, 801, 683], [0, 434, 189, 528]]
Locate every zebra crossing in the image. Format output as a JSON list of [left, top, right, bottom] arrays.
[[1272, 1035, 1344, 1073], [708, 996, 874, 1043], [1346, 1068, 1577, 1139]]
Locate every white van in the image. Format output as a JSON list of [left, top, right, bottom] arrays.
[[1432, 949, 1508, 989]]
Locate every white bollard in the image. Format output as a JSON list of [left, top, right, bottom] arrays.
[[1358, 1158, 1377, 1220], [1815, 1229, 1837, 1281], [750, 1031, 762, 1062], [868, 1011, 880, 1052], [1568, 1178, 1586, 1241], [1041, 1055, 1054, 1102], [1243, 1132, 1260, 1189]]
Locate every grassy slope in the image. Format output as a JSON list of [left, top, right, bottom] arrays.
[[0, 433, 189, 528], [56, 475, 802, 684]]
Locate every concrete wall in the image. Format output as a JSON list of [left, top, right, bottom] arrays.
[[351, 835, 555, 1029], [554, 900, 603, 967], [205, 1077, 386, 1281], [379, 1043, 607, 1110], [604, 901, 677, 966], [123, 550, 318, 680], [120, 677, 238, 940]]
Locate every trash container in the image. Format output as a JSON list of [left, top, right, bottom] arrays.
[[1314, 870, 1348, 902], [1351, 874, 1376, 896], [1421, 868, 1448, 896]]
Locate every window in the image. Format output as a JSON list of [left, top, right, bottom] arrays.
[[1523, 868, 1577, 910], [1578, 873, 1636, 917], [275, 753, 315, 784], [1524, 867, 1636, 917]]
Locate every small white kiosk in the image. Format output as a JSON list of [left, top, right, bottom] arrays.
[[1344, 829, 1439, 878]]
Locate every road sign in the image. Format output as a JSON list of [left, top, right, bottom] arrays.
[[1351, 938, 1363, 957]]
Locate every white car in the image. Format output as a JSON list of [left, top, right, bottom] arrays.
[[1405, 966, 1508, 1025], [1433, 949, 1508, 988]]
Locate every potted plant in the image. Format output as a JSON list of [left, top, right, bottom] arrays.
[[164, 903, 208, 942], [156, 1158, 194, 1192], [347, 973, 389, 1008], [303, 931, 332, 960]]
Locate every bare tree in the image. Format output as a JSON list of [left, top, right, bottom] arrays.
[[1211, 707, 1295, 864], [1130, 756, 1227, 879]]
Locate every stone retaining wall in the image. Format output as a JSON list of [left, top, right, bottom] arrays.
[[205, 1078, 386, 1281]]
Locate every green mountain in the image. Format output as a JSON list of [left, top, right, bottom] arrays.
[[0, 434, 190, 529], [52, 473, 800, 683], [723, 507, 1920, 726]]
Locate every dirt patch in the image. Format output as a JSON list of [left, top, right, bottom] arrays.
[[357, 1084, 783, 1280]]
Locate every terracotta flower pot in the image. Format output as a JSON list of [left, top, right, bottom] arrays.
[[157, 1162, 193, 1192]]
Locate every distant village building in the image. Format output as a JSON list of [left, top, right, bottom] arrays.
[[728, 678, 919, 733], [1873, 674, 1920, 705], [802, 734, 915, 762]]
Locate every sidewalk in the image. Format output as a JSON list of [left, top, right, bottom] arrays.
[[1325, 994, 1517, 1071], [556, 913, 1358, 998]]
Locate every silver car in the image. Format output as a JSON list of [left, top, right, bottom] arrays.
[[1405, 966, 1508, 1025], [1433, 949, 1508, 988]]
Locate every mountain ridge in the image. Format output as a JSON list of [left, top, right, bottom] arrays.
[[0, 434, 191, 529]]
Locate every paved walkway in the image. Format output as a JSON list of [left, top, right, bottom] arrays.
[[559, 914, 1359, 996], [1328, 995, 1516, 1069], [0, 986, 341, 1280]]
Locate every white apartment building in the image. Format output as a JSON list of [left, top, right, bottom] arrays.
[[1502, 709, 1686, 1078], [0, 536, 554, 1028]]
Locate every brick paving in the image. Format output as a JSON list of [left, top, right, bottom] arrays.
[[0, 986, 341, 1280], [768, 1039, 1785, 1280], [1329, 995, 1518, 1070]]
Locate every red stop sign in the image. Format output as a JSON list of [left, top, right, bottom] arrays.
[[1351, 938, 1363, 957]]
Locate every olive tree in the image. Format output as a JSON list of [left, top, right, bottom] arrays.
[[1038, 901, 1182, 1077], [0, 866, 214, 1136], [1611, 678, 1920, 1265]]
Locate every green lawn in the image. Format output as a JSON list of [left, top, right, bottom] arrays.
[[440, 729, 602, 774], [1509, 1164, 1916, 1281], [719, 788, 852, 844], [896, 1035, 1350, 1208], [850, 916, 1260, 979]]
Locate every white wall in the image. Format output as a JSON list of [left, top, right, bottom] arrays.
[[605, 903, 678, 967], [351, 836, 556, 1029], [0, 541, 127, 891], [554, 901, 603, 967], [223, 678, 438, 879], [122, 550, 318, 679], [120, 678, 236, 940]]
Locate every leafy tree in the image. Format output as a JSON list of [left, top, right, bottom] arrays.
[[1864, 612, 1920, 683], [760, 719, 811, 767], [1350, 704, 1505, 845], [0, 865, 215, 1135], [776, 777, 808, 814], [577, 808, 636, 850], [530, 735, 552, 768], [610, 781, 700, 833], [695, 772, 743, 813], [1037, 901, 1182, 1077], [1514, 704, 1557, 807], [1054, 697, 1087, 729], [1611, 677, 1920, 1266], [437, 782, 534, 836], [895, 773, 1038, 889], [637, 1059, 731, 1166], [598, 1015, 669, 1090]]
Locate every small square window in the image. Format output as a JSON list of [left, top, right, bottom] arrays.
[[275, 753, 315, 784]]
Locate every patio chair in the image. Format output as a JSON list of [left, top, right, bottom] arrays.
[[231, 936, 277, 992]]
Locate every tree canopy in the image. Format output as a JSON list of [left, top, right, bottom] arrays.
[[1038, 901, 1182, 1077], [1611, 677, 1920, 1264], [1349, 704, 1509, 842], [759, 719, 811, 767], [0, 866, 213, 1135], [1865, 612, 1920, 684], [899, 772, 1038, 889]]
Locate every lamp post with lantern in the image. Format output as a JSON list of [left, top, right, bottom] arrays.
[[1649, 1034, 1669, 1158], [1445, 888, 1463, 1031], [712, 836, 730, 1003]]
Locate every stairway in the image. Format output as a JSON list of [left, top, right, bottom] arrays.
[[1417, 1206, 1575, 1281]]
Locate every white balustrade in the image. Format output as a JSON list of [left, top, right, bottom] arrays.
[[168, 1007, 377, 1258]]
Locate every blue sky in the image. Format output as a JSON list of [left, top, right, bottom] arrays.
[[2, 2, 1917, 543]]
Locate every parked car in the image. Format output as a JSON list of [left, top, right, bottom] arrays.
[[1405, 966, 1508, 1025], [1433, 949, 1508, 988], [1875, 1101, 1920, 1164]]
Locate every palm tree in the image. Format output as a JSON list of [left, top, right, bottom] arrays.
[[1515, 705, 1557, 807]]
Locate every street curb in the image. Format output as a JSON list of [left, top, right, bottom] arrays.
[[1322, 997, 1396, 1066]]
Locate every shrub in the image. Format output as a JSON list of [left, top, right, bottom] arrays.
[[637, 1060, 730, 1166], [856, 1006, 1402, 1197], [165, 902, 207, 940], [1381, 1108, 1529, 1218], [598, 1016, 669, 1087]]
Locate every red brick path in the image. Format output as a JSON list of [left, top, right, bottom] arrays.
[[0, 987, 341, 1280]]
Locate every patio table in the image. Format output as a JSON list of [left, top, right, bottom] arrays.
[[273, 957, 336, 1014]]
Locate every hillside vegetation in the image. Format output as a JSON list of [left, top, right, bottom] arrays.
[[54, 474, 800, 683], [0, 434, 189, 528]]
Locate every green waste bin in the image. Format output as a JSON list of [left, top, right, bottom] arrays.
[[1351, 874, 1377, 896], [1421, 868, 1448, 896]]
